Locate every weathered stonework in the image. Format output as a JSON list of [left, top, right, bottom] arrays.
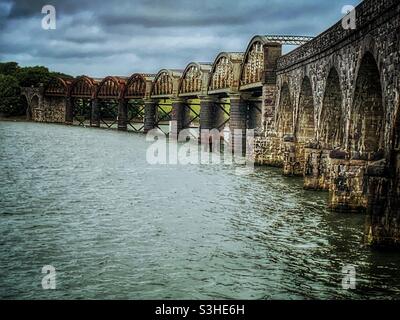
[[271, 0, 399, 207], [248, 0, 400, 246], [303, 146, 332, 190], [329, 157, 369, 212], [22, 84, 67, 123], [42, 96, 67, 123], [253, 134, 283, 167], [365, 156, 400, 247]]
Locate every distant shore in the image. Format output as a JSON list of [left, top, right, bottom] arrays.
[[0, 115, 28, 122]]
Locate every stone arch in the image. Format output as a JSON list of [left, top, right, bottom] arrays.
[[31, 95, 39, 110], [296, 76, 315, 142], [350, 51, 384, 157], [319, 67, 344, 149], [276, 83, 293, 136]]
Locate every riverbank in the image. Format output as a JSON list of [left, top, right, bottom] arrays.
[[0, 115, 28, 122]]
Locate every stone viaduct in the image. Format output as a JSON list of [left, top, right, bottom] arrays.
[[21, 0, 400, 248]]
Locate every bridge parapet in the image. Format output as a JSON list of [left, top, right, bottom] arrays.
[[277, 0, 399, 71]]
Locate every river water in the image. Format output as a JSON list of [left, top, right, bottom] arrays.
[[1, 121, 400, 300]]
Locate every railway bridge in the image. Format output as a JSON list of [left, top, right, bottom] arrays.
[[21, 0, 400, 247]]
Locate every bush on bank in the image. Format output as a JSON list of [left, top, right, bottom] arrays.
[[0, 74, 22, 117]]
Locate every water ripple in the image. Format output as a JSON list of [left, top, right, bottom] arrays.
[[1, 121, 400, 299]]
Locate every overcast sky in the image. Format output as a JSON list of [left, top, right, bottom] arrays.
[[0, 0, 360, 77]]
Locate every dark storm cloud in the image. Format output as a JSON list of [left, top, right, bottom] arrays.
[[100, 13, 250, 28], [6, 0, 91, 19], [0, 0, 361, 77]]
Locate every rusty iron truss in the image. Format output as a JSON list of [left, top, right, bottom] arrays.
[[72, 97, 91, 126], [259, 35, 314, 45], [127, 100, 145, 132]]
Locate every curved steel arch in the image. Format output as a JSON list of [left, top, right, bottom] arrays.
[[240, 36, 266, 88], [95, 76, 126, 99], [44, 77, 71, 97], [151, 69, 183, 98], [254, 35, 313, 45], [240, 35, 313, 89], [208, 52, 244, 94], [123, 73, 155, 99], [69, 76, 97, 98], [178, 62, 212, 96]]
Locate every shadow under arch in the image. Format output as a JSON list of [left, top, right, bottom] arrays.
[[284, 76, 316, 176], [296, 76, 315, 143], [350, 52, 384, 159], [304, 68, 344, 190], [276, 83, 293, 137], [320, 67, 344, 150]]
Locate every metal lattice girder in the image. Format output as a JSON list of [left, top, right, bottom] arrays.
[[99, 99, 118, 128], [127, 101, 145, 132], [72, 98, 91, 126], [262, 35, 314, 45], [215, 102, 230, 131], [183, 104, 201, 129]]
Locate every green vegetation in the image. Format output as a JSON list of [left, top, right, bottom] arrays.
[[0, 61, 72, 117], [0, 75, 23, 116]]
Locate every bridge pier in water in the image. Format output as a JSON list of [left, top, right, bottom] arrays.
[[117, 99, 128, 131], [144, 99, 157, 133], [199, 96, 216, 131], [90, 98, 100, 127], [65, 97, 73, 125], [229, 94, 248, 155], [171, 98, 189, 137], [365, 147, 400, 247]]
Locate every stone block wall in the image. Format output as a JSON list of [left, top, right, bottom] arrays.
[[42, 96, 66, 123], [21, 87, 67, 124], [253, 134, 283, 167]]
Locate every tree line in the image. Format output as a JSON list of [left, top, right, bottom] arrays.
[[0, 62, 72, 117]]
